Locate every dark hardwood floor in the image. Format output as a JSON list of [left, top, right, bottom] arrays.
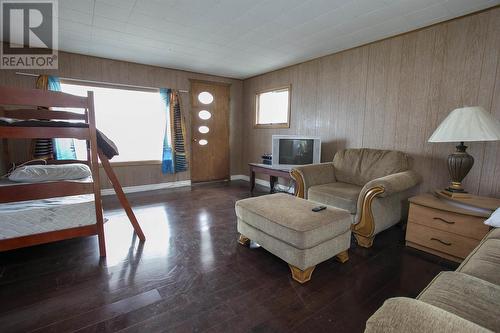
[[0, 181, 457, 333]]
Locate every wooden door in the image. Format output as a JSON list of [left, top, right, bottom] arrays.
[[190, 80, 230, 182]]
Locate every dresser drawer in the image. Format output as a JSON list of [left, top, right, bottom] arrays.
[[408, 203, 488, 240], [406, 223, 480, 260]]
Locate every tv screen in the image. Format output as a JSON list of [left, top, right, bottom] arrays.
[[278, 139, 314, 165]]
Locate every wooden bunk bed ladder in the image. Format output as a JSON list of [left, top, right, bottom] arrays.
[[99, 150, 145, 241]]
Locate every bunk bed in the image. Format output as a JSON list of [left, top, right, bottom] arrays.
[[0, 85, 144, 257]]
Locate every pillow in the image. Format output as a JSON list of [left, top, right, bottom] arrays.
[[484, 207, 500, 228], [8, 163, 92, 183]]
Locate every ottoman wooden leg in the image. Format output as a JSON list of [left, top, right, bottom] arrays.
[[238, 234, 250, 246], [289, 265, 315, 284], [335, 250, 349, 263]]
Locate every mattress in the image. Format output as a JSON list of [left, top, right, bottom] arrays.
[[0, 195, 97, 240], [0, 177, 93, 187]]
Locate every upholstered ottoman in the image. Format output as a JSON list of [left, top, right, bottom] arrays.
[[235, 193, 351, 283]]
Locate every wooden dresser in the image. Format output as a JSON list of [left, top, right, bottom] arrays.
[[406, 193, 493, 262]]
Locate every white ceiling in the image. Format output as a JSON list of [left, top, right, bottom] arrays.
[[23, 0, 500, 78]]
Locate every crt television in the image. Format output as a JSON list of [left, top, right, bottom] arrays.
[[272, 135, 321, 169]]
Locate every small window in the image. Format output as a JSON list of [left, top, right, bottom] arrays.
[[198, 110, 212, 120], [198, 126, 209, 134], [198, 91, 214, 104], [255, 86, 290, 128]]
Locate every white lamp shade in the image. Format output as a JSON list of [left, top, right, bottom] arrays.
[[428, 106, 500, 142]]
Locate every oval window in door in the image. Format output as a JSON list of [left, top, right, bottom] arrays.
[[198, 110, 212, 120], [199, 139, 208, 146], [198, 126, 209, 134], [198, 92, 214, 104]]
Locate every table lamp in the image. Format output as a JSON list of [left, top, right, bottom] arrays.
[[428, 106, 500, 197]]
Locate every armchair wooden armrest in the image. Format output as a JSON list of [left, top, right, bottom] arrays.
[[353, 170, 421, 247], [290, 163, 336, 199]]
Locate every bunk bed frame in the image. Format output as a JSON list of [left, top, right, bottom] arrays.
[[0, 86, 144, 257]]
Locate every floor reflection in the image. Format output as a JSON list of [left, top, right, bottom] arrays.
[[198, 209, 214, 271], [116, 234, 144, 285], [103, 205, 170, 266]]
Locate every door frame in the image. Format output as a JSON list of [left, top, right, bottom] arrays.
[[189, 79, 231, 183]]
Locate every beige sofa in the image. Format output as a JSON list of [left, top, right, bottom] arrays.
[[291, 148, 420, 247], [365, 227, 500, 333]]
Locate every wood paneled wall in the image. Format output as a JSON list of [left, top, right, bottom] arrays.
[[0, 51, 243, 188], [242, 7, 500, 197]]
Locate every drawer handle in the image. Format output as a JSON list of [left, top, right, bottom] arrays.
[[433, 217, 455, 225], [430, 237, 452, 246]]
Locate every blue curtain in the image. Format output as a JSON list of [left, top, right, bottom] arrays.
[[48, 76, 77, 160], [160, 88, 174, 174], [47, 75, 61, 91]]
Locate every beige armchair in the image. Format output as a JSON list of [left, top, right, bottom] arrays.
[[291, 148, 420, 248]]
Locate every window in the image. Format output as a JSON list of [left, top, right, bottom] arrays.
[[255, 86, 290, 128], [198, 110, 211, 120], [198, 91, 214, 104], [60, 83, 166, 163]]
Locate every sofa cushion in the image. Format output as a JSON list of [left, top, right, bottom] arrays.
[[308, 182, 361, 214], [364, 297, 491, 333], [485, 227, 500, 240], [333, 148, 409, 186], [235, 193, 351, 249], [418, 271, 500, 332], [457, 239, 500, 286]]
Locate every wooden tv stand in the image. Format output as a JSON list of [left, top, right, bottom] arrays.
[[248, 163, 293, 194]]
